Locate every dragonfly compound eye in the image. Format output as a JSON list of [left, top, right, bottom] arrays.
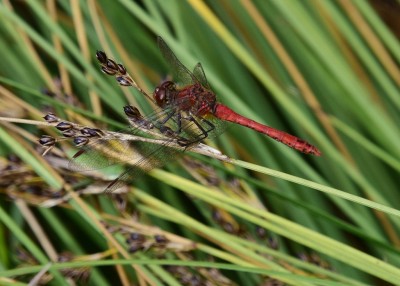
[[154, 81, 175, 107], [154, 86, 166, 107]]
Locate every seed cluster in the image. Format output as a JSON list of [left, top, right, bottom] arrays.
[[38, 112, 103, 155], [100, 224, 239, 285], [96, 50, 132, 87], [15, 248, 90, 284], [102, 221, 196, 255], [165, 257, 236, 286], [165, 266, 207, 286], [96, 50, 153, 102], [125, 232, 169, 253], [0, 154, 67, 204]]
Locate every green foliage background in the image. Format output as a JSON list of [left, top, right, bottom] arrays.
[[0, 0, 399, 285]]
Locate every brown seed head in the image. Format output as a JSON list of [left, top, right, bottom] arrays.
[[39, 135, 56, 146], [124, 105, 141, 118], [106, 59, 118, 70], [154, 234, 168, 244], [117, 64, 127, 75], [116, 76, 131, 86], [73, 136, 89, 147], [56, 122, 73, 131], [101, 66, 117, 75], [62, 130, 76, 137], [81, 127, 102, 137], [96, 50, 107, 64], [43, 113, 59, 123]]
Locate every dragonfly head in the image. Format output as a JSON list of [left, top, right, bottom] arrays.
[[154, 81, 176, 108]]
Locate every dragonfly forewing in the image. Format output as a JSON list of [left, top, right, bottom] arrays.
[[68, 105, 175, 172], [103, 137, 184, 193], [157, 37, 197, 87], [68, 137, 148, 172], [192, 62, 211, 89], [68, 99, 217, 192]]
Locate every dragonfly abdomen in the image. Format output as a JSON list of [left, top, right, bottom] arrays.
[[213, 103, 321, 156]]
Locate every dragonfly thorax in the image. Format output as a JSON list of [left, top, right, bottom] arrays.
[[154, 81, 216, 117], [176, 83, 217, 116]]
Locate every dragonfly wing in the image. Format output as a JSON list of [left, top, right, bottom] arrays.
[[157, 36, 197, 86], [104, 138, 180, 193], [102, 110, 222, 193], [192, 62, 211, 89], [104, 111, 220, 193], [68, 106, 174, 172], [68, 137, 145, 172]]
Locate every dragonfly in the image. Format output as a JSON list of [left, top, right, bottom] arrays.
[[70, 37, 321, 192]]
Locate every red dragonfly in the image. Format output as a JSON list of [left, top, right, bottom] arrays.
[[154, 37, 320, 154], [71, 37, 320, 192]]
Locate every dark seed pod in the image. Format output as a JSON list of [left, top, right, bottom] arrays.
[[117, 64, 127, 75], [116, 76, 131, 86], [57, 252, 73, 263], [124, 105, 142, 119], [73, 136, 89, 147], [39, 135, 56, 146], [222, 222, 235, 233], [95, 50, 107, 64], [297, 253, 308, 261], [81, 127, 102, 137], [62, 129, 76, 137], [56, 122, 73, 131], [43, 113, 59, 123], [7, 154, 20, 163], [128, 244, 144, 253], [159, 125, 174, 137], [42, 89, 57, 97], [268, 237, 279, 250], [101, 66, 117, 75], [154, 234, 168, 244], [25, 185, 43, 195], [212, 209, 222, 222], [129, 232, 146, 242], [124, 105, 154, 129], [256, 226, 266, 239], [51, 191, 64, 199], [106, 59, 118, 70]]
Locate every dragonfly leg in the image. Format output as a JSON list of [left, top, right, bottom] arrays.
[[200, 117, 215, 134], [157, 110, 182, 137], [178, 115, 215, 147], [156, 111, 190, 147], [158, 110, 176, 125], [193, 116, 215, 139], [174, 113, 192, 147], [175, 112, 182, 134]]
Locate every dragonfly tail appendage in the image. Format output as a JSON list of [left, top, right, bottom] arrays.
[[213, 103, 321, 156]]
